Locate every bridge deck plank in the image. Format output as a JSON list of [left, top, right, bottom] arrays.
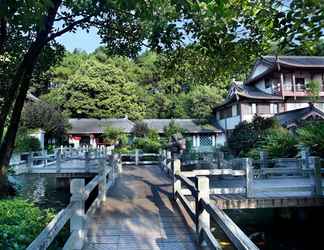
[[83, 165, 198, 250]]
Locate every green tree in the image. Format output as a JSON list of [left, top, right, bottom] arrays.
[[20, 101, 69, 142], [44, 55, 146, 120], [103, 126, 127, 146], [297, 121, 324, 157], [227, 116, 279, 157]]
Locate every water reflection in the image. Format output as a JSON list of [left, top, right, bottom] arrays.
[[9, 175, 70, 211]]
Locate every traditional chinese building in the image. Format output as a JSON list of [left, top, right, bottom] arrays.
[[214, 56, 324, 131]]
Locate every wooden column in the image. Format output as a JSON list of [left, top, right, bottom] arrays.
[[244, 158, 254, 198], [292, 72, 296, 100], [196, 176, 210, 245], [27, 153, 32, 173], [70, 179, 85, 250]]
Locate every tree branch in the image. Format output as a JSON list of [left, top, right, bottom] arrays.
[[47, 16, 92, 42]]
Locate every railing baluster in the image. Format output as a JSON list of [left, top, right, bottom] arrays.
[[70, 179, 86, 250]]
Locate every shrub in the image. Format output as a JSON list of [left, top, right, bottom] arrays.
[[256, 127, 298, 158], [133, 129, 161, 153], [297, 121, 324, 157], [15, 133, 41, 153], [227, 115, 279, 156], [132, 121, 149, 137], [0, 199, 54, 250], [103, 126, 128, 146]]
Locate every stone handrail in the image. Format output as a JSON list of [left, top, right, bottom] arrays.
[[171, 158, 259, 250], [26, 156, 121, 250]]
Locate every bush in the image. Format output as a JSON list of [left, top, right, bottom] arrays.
[[227, 115, 280, 156], [0, 199, 54, 250], [103, 126, 128, 146], [133, 129, 161, 153], [297, 121, 324, 157], [15, 134, 41, 153], [254, 127, 298, 158]]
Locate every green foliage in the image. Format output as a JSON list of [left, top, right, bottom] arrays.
[[14, 129, 41, 153], [103, 126, 127, 146], [256, 128, 298, 158], [133, 129, 161, 153], [306, 80, 321, 102], [0, 199, 54, 250], [132, 122, 149, 137], [297, 121, 324, 157], [163, 120, 186, 141], [43, 53, 146, 120], [227, 116, 280, 157], [20, 101, 69, 139]]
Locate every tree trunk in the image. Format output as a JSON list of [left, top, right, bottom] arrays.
[[0, 165, 15, 197], [0, 0, 62, 142], [0, 0, 62, 191]]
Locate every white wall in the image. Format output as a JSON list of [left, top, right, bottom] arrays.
[[215, 133, 226, 146], [30, 129, 45, 149], [286, 103, 309, 111], [218, 116, 241, 130]]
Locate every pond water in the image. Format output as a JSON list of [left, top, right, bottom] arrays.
[[11, 174, 323, 250], [9, 175, 70, 211]]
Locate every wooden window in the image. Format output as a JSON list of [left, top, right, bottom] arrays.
[[241, 103, 252, 115], [257, 104, 270, 114], [296, 77, 305, 91], [270, 103, 278, 114]]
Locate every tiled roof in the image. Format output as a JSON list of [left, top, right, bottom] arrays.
[[214, 83, 282, 110], [143, 119, 222, 133], [68, 118, 222, 134], [68, 118, 135, 134], [246, 55, 324, 85], [235, 84, 282, 99], [275, 105, 324, 127], [262, 56, 324, 68]]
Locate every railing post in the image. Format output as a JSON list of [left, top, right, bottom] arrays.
[[259, 150, 268, 169], [42, 149, 48, 167], [27, 153, 32, 173], [85, 151, 90, 171], [116, 153, 122, 175], [135, 149, 139, 166], [56, 150, 61, 173], [70, 179, 85, 250], [301, 148, 310, 170], [309, 156, 322, 197], [217, 151, 224, 169], [99, 159, 108, 203], [173, 158, 181, 199], [244, 158, 254, 198], [196, 176, 210, 245], [167, 150, 172, 174]]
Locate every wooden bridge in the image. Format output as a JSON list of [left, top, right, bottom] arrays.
[[24, 148, 324, 250]]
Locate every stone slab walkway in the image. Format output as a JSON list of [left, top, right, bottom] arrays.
[[83, 164, 198, 250]]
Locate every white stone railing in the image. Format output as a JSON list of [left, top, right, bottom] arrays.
[[26, 156, 121, 250]]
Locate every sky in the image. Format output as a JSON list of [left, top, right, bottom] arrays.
[[56, 27, 102, 53]]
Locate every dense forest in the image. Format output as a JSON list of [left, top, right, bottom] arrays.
[[41, 47, 230, 120]]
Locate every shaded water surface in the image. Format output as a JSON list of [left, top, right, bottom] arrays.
[[9, 175, 70, 210], [212, 207, 324, 250]]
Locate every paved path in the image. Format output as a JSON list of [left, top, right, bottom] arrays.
[[83, 165, 198, 250]]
